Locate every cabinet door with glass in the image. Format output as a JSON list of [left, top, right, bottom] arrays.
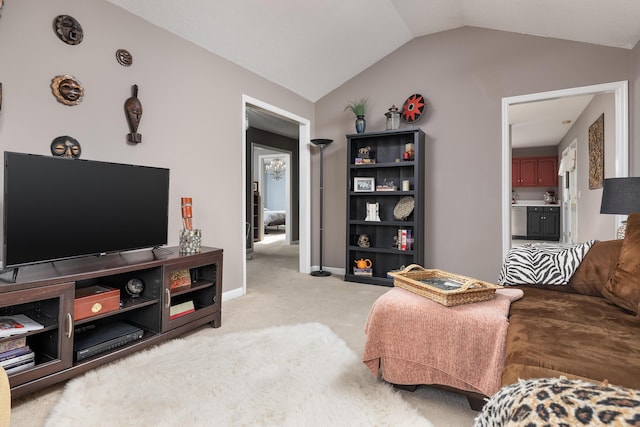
[[0, 282, 74, 390]]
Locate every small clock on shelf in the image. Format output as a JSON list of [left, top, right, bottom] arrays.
[[125, 278, 145, 298]]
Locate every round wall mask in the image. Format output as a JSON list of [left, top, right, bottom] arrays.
[[401, 94, 426, 123], [53, 15, 84, 45], [116, 49, 133, 67], [51, 75, 84, 106], [51, 136, 81, 158]]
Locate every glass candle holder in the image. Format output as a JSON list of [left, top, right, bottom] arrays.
[[385, 105, 400, 130]]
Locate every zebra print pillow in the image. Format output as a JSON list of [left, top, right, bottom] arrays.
[[498, 240, 596, 286]]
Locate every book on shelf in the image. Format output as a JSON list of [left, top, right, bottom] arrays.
[[376, 185, 397, 191], [5, 359, 35, 375], [0, 336, 27, 353], [1, 349, 34, 369], [170, 269, 192, 291], [396, 229, 413, 251], [169, 300, 195, 320], [0, 314, 44, 338]]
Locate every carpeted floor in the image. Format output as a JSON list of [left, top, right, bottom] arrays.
[[46, 323, 434, 427], [10, 234, 478, 426]]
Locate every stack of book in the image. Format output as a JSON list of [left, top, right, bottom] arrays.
[[353, 268, 373, 277], [0, 337, 34, 374], [169, 300, 195, 320], [354, 158, 376, 164]]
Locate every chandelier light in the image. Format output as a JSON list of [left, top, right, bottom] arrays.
[[266, 158, 286, 181]]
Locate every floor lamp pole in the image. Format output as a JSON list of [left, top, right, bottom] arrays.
[[310, 138, 333, 277]]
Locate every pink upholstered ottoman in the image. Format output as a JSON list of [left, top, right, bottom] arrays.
[[363, 287, 523, 397]]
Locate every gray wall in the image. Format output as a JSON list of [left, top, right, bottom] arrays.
[[558, 93, 616, 241], [0, 0, 314, 293], [633, 42, 640, 174], [2, 3, 639, 289], [314, 26, 635, 282]]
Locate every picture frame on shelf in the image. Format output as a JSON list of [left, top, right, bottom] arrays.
[[354, 177, 375, 192]]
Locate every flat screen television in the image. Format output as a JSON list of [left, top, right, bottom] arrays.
[[3, 152, 170, 270]]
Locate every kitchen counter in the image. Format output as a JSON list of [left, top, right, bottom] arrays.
[[512, 200, 561, 207]]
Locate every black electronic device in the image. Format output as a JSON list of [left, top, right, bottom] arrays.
[[73, 321, 144, 361], [3, 152, 170, 270]]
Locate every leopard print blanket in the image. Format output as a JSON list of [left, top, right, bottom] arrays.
[[474, 377, 640, 426]]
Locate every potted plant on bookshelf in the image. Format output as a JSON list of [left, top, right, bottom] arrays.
[[344, 97, 368, 134]]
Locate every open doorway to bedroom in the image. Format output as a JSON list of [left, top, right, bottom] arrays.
[[242, 95, 311, 297], [256, 150, 292, 244]]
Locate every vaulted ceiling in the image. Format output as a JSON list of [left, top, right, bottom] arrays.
[[107, 0, 640, 102]]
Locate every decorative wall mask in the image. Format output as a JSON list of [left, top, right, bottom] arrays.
[[51, 136, 81, 158], [51, 75, 83, 106], [53, 15, 83, 45], [401, 93, 426, 123], [116, 49, 133, 67], [124, 84, 142, 143]]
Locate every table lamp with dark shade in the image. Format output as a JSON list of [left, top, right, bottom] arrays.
[[310, 138, 333, 277], [600, 177, 640, 239]]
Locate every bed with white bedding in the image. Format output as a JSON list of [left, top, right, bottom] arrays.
[[263, 208, 285, 232]]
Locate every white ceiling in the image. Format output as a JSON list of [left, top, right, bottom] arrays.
[[106, 0, 640, 103], [106, 0, 640, 145], [510, 95, 594, 148]]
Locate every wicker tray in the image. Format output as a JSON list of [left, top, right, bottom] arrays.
[[389, 264, 501, 306]]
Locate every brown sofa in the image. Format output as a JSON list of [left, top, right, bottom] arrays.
[[363, 214, 640, 409], [502, 214, 640, 391]]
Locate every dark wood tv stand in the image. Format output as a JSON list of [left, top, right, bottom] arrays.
[[0, 246, 223, 399]]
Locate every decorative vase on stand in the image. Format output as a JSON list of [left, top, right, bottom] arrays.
[[355, 115, 366, 134]]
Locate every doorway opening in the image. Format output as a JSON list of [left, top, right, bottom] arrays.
[[241, 95, 311, 297], [501, 81, 629, 257], [258, 151, 292, 244]]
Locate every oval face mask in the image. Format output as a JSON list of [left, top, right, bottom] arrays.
[[51, 136, 81, 159], [53, 15, 84, 45]]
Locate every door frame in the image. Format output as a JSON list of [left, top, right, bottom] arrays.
[[560, 139, 578, 243], [241, 95, 311, 296], [501, 81, 629, 257]]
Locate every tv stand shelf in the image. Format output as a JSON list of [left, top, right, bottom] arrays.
[[0, 246, 223, 399]]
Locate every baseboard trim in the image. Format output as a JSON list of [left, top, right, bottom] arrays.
[[222, 287, 244, 302]]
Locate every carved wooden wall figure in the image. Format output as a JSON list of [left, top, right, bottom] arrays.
[[51, 75, 84, 106], [125, 84, 142, 143], [51, 136, 81, 158], [53, 15, 83, 45]]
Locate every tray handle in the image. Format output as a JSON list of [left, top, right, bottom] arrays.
[[459, 280, 500, 291], [395, 264, 427, 274]]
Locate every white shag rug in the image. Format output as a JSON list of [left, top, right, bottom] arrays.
[[46, 323, 433, 427]]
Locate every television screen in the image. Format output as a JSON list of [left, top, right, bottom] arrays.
[[3, 152, 170, 269]]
